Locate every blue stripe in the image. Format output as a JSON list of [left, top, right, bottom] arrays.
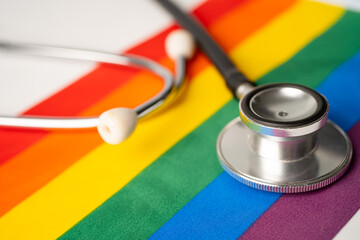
[[149, 50, 360, 240], [317, 51, 360, 132], [149, 173, 280, 240]]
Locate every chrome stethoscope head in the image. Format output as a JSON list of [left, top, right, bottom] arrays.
[[154, 0, 353, 193], [217, 83, 352, 193]]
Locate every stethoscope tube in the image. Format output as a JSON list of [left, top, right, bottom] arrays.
[[0, 30, 196, 144], [153, 0, 255, 98], [155, 0, 353, 193], [0, 42, 175, 126]]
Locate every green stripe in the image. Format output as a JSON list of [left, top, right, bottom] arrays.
[[60, 99, 238, 240], [60, 11, 360, 240], [257, 11, 360, 87]]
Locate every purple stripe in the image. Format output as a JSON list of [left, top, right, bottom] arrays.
[[239, 121, 360, 240]]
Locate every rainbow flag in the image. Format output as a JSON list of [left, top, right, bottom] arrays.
[[1, 0, 360, 239]]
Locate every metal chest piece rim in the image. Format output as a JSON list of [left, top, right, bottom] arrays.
[[217, 83, 352, 193]]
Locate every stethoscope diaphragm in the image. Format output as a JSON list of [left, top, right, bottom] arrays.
[[217, 83, 352, 193]]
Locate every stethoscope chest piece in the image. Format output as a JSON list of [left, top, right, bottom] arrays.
[[217, 83, 352, 193]]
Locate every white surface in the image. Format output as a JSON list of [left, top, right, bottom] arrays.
[[316, 0, 360, 10], [0, 0, 204, 115], [334, 209, 360, 240], [0, 0, 359, 116]]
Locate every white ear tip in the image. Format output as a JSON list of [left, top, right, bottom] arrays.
[[165, 29, 195, 60], [97, 108, 137, 145]]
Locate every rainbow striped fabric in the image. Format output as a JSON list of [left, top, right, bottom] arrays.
[[1, 0, 360, 239]]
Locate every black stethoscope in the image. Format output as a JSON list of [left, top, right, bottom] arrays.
[[0, 0, 352, 193], [152, 0, 351, 193]]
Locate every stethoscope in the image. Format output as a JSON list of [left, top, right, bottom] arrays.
[[0, 0, 352, 193]]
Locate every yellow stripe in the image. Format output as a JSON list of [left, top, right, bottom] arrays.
[[0, 68, 232, 240], [0, 1, 344, 239], [230, 0, 344, 80]]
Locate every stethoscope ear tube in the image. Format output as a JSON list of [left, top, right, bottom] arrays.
[[0, 29, 196, 144], [153, 0, 255, 98]]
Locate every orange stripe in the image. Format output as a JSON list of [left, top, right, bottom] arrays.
[[0, 0, 244, 166], [83, 70, 166, 116], [0, 71, 164, 217], [0, 66, 137, 165], [0, 0, 297, 217], [210, 0, 296, 51]]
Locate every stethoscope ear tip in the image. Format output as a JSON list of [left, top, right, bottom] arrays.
[[97, 108, 138, 145], [165, 29, 196, 60]]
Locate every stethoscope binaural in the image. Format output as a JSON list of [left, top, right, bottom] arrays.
[[0, 29, 196, 144], [0, 0, 352, 193]]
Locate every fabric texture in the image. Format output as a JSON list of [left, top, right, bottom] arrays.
[[0, 0, 360, 239]]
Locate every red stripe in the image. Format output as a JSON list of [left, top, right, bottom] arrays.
[[0, 0, 245, 165], [0, 0, 296, 217], [194, 0, 247, 26]]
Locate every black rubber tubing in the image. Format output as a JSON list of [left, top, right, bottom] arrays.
[[153, 0, 254, 98]]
